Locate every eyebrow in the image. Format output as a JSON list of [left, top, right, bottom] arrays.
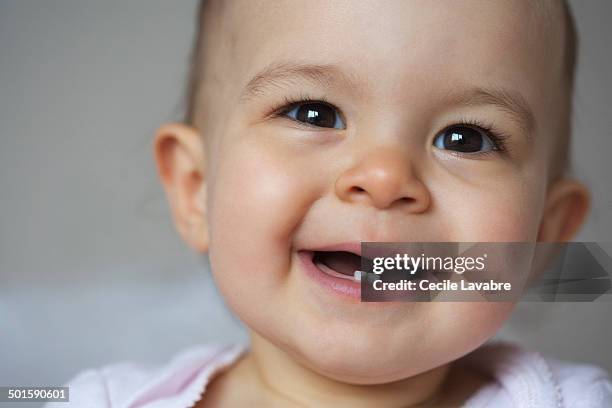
[[240, 61, 536, 137], [440, 86, 537, 138], [240, 61, 361, 101]]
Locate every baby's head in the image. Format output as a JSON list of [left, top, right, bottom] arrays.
[[155, 0, 589, 384]]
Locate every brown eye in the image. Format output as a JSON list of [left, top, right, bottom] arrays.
[[433, 125, 495, 153], [284, 102, 346, 129]]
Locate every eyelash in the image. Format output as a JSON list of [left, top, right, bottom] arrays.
[[269, 93, 336, 121], [449, 116, 512, 156], [268, 96, 511, 155]]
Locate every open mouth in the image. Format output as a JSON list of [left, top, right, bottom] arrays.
[[306, 249, 442, 283], [307, 250, 430, 282], [311, 250, 364, 282]]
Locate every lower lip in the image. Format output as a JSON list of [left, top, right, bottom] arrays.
[[297, 250, 361, 300]]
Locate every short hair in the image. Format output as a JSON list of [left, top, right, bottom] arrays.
[[183, 0, 578, 178]]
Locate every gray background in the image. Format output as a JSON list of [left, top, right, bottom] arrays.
[[0, 0, 610, 396]]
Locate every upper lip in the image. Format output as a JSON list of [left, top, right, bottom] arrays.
[[301, 242, 362, 257]]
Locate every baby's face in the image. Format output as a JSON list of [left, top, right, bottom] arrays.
[[182, 0, 571, 383]]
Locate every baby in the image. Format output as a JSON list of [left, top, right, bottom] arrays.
[[48, 0, 612, 407]]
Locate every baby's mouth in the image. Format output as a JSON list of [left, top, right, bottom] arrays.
[[312, 250, 363, 282]]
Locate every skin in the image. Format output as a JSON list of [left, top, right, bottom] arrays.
[[154, 0, 590, 406]]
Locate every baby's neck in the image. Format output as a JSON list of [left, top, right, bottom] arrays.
[[210, 332, 483, 408]]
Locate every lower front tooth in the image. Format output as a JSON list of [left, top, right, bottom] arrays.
[[354, 270, 362, 282]]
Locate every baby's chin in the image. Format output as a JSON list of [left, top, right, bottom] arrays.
[[283, 331, 452, 384], [262, 302, 514, 384]]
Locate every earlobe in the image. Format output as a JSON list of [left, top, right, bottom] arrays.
[[153, 123, 210, 252], [537, 178, 590, 242]]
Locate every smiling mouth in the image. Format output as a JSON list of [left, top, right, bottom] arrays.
[[312, 250, 364, 282]]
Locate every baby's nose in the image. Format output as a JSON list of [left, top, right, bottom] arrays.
[[334, 147, 431, 212]]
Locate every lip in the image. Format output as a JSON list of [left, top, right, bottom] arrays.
[[297, 249, 361, 300], [304, 242, 362, 257]]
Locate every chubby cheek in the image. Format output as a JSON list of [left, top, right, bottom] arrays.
[[206, 138, 319, 321], [433, 171, 545, 242]]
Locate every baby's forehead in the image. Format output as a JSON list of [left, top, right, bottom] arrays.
[[195, 1, 572, 144], [214, 0, 567, 51], [203, 1, 569, 102]]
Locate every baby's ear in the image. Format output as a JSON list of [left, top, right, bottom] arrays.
[[153, 123, 209, 252], [537, 178, 590, 242]]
